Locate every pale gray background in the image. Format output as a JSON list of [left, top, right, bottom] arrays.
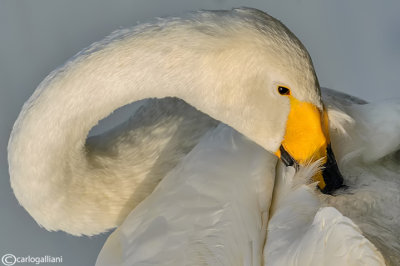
[[1, 1, 399, 265]]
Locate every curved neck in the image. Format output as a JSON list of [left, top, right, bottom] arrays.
[[5, 34, 240, 233]]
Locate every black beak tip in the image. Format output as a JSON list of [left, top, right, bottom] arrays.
[[320, 144, 345, 194]]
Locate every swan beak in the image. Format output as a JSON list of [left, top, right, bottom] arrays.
[[275, 98, 344, 194]]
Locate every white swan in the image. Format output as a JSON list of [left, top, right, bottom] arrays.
[[7, 7, 399, 265]]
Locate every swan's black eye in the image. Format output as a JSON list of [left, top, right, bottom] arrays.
[[278, 86, 290, 95]]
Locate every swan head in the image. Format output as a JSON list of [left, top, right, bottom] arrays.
[[182, 8, 344, 193]]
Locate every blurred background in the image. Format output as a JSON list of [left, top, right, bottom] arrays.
[[1, 0, 399, 265]]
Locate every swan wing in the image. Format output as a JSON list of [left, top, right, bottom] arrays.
[[266, 204, 385, 266], [322, 87, 368, 106], [96, 125, 277, 266]]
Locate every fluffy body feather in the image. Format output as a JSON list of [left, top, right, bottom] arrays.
[[265, 162, 385, 265], [322, 97, 400, 265]]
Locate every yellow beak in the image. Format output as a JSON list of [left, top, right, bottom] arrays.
[[275, 95, 344, 194]]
